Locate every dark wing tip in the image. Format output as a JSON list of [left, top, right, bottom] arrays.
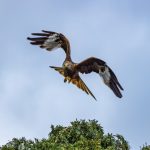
[[42, 30, 56, 34], [27, 37, 31, 40], [42, 30, 47, 32], [117, 94, 123, 99], [116, 91, 123, 98], [31, 33, 49, 36], [109, 80, 123, 99], [108, 67, 124, 91], [120, 85, 124, 91], [118, 95, 123, 98]]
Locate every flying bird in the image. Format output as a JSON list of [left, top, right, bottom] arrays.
[[27, 30, 123, 100]]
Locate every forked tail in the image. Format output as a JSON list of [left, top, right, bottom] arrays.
[[49, 66, 96, 100]]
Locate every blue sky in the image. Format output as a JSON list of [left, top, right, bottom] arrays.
[[0, 0, 150, 149]]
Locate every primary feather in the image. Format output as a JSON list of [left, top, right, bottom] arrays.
[[27, 30, 71, 57]]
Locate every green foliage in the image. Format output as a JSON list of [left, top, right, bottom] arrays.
[[141, 144, 150, 150], [0, 137, 34, 150], [1, 119, 146, 150]]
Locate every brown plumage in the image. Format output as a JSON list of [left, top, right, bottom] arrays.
[[27, 30, 123, 100]]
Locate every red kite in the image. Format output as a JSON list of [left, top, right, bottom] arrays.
[[27, 30, 123, 100]]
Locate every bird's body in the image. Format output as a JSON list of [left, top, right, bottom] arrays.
[[27, 30, 123, 100], [63, 60, 76, 77]]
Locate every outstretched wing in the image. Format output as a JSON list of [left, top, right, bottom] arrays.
[[27, 30, 71, 57], [75, 57, 124, 98], [50, 66, 96, 100]]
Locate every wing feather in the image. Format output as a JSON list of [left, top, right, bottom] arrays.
[[27, 30, 71, 57], [76, 57, 123, 98], [76, 57, 106, 73]]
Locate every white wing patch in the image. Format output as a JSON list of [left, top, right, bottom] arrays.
[[99, 66, 111, 84], [43, 33, 61, 51]]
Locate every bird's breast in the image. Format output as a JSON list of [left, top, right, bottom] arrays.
[[64, 67, 75, 77]]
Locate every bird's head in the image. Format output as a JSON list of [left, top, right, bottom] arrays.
[[63, 61, 73, 70]]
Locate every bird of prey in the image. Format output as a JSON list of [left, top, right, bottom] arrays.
[[27, 30, 123, 100]]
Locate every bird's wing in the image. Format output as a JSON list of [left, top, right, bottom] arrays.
[[75, 57, 124, 98], [50, 66, 96, 100], [27, 30, 71, 57]]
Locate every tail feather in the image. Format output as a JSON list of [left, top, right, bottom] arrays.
[[49, 66, 96, 100], [78, 77, 97, 100]]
